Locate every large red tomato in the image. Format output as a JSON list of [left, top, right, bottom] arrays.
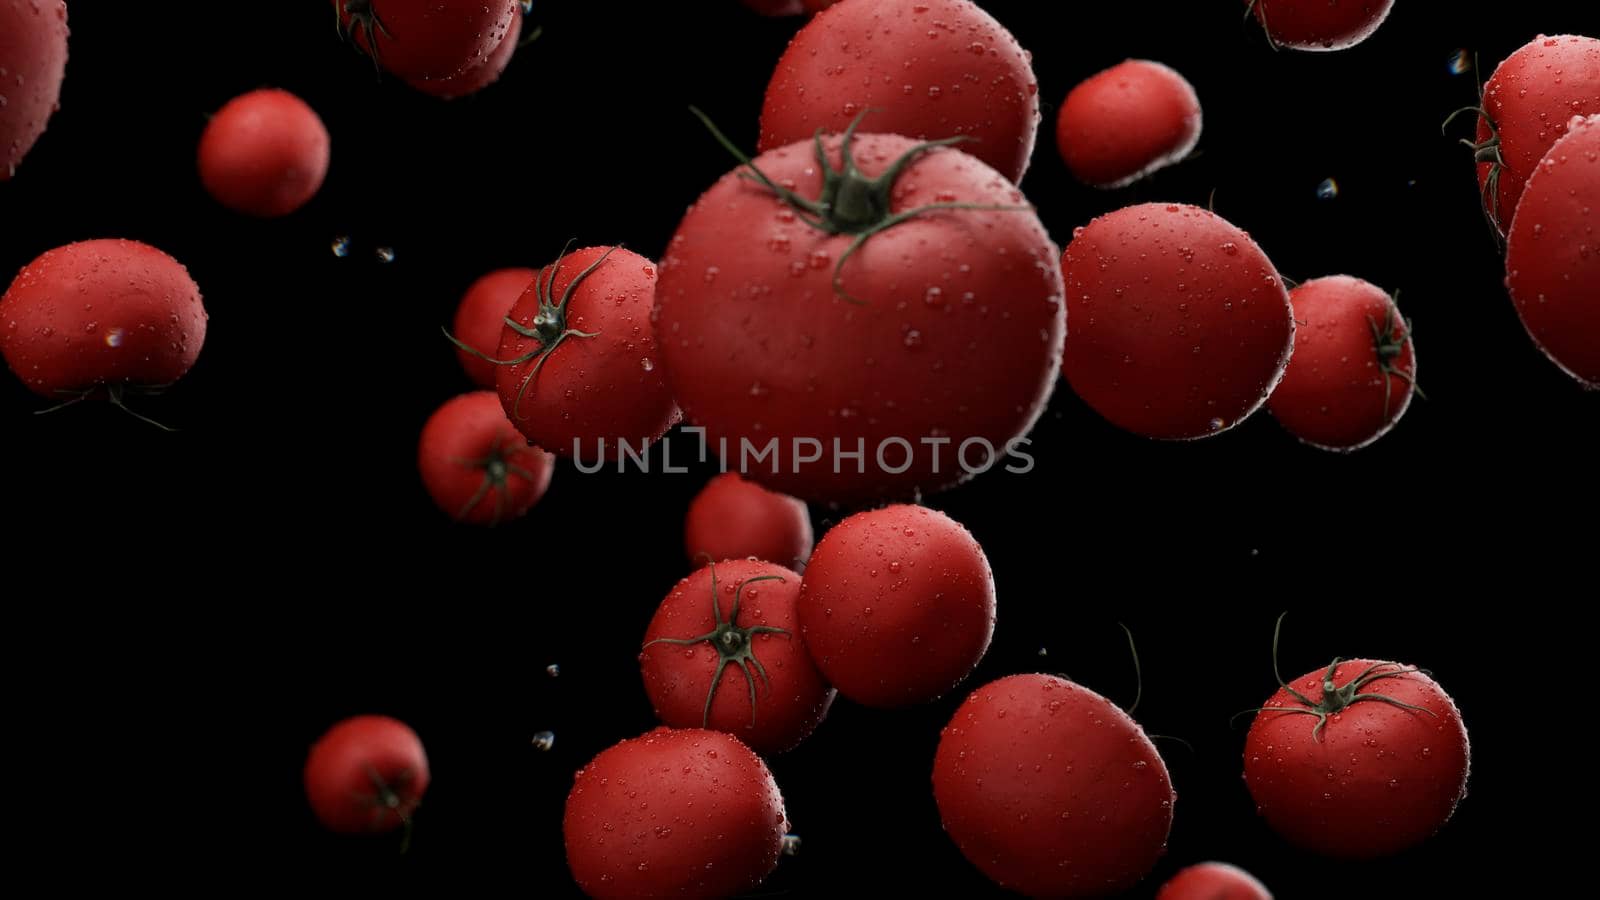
[[1467, 35, 1600, 235], [1505, 115, 1600, 388], [332, 0, 517, 80], [1246, 0, 1394, 52], [654, 128, 1063, 503], [796, 504, 993, 707], [1061, 203, 1294, 440], [0, 0, 68, 180], [640, 559, 834, 754], [564, 728, 787, 899], [483, 245, 679, 459], [1244, 654, 1471, 858], [934, 674, 1175, 897], [405, 5, 523, 99], [303, 715, 429, 834], [758, 0, 1041, 183]]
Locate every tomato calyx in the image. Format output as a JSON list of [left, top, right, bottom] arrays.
[[1242, 0, 1282, 52], [35, 382, 177, 432], [449, 429, 539, 525], [1442, 58, 1509, 239], [333, 0, 393, 72], [1244, 613, 1437, 742], [355, 763, 421, 830], [689, 107, 1031, 304], [443, 241, 609, 421], [643, 564, 792, 729], [1367, 299, 1425, 419]]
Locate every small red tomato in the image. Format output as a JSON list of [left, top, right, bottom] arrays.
[[758, 0, 1041, 183], [641, 559, 834, 754], [564, 727, 787, 899], [935, 674, 1175, 897], [451, 268, 537, 388], [0, 0, 68, 181], [332, 0, 518, 81], [797, 505, 993, 708], [1247, 0, 1394, 52], [1062, 203, 1295, 440], [684, 473, 813, 570], [303, 715, 429, 834], [1505, 114, 1600, 388], [1268, 276, 1418, 451], [1056, 59, 1202, 188], [418, 391, 554, 525], [1, 240, 207, 409], [198, 89, 330, 218], [1469, 35, 1600, 235], [492, 245, 680, 459], [1157, 862, 1273, 900], [406, 6, 522, 99], [1244, 644, 1470, 858]]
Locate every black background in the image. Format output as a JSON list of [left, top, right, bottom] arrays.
[[3, 1, 1590, 896]]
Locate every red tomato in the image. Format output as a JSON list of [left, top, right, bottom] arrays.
[[451, 267, 537, 388], [303, 715, 429, 834], [1468, 35, 1600, 235], [1244, 648, 1471, 858], [640, 560, 834, 754], [1062, 203, 1294, 439], [934, 674, 1176, 897], [417, 391, 554, 525], [758, 0, 1041, 183], [684, 473, 813, 570], [1, 240, 207, 417], [1157, 862, 1272, 900], [1246, 0, 1394, 52], [0, 0, 68, 180], [406, 5, 522, 98], [487, 245, 679, 459], [1505, 114, 1600, 388], [564, 727, 787, 899], [1056, 59, 1202, 188], [1268, 276, 1418, 450], [796, 505, 993, 707], [332, 0, 517, 81], [654, 129, 1064, 503], [197, 89, 330, 218]]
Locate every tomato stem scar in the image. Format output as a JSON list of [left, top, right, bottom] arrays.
[[447, 430, 539, 525]]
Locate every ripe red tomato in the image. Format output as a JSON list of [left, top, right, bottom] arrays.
[[1268, 276, 1418, 450], [1505, 114, 1600, 388], [406, 5, 522, 98], [1467, 35, 1600, 235], [1, 240, 207, 418], [684, 473, 813, 570], [332, 0, 518, 81], [451, 267, 536, 388], [796, 505, 993, 707], [1157, 862, 1272, 900], [1062, 203, 1294, 439], [654, 129, 1063, 503], [0, 0, 68, 180], [1244, 650, 1471, 858], [1056, 59, 1202, 188], [1246, 0, 1394, 52], [934, 674, 1176, 897], [197, 89, 330, 218], [417, 391, 554, 525], [486, 245, 679, 459], [564, 727, 788, 899], [304, 715, 429, 834], [758, 0, 1041, 183], [640, 560, 834, 754]]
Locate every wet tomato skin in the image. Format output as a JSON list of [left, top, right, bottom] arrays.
[[1157, 862, 1272, 900], [684, 473, 813, 570], [332, 0, 518, 81], [1248, 0, 1395, 51], [406, 6, 522, 98], [934, 673, 1175, 897], [563, 727, 787, 899], [452, 268, 537, 388], [0, 0, 69, 181], [1244, 660, 1471, 858], [1056, 59, 1202, 188]]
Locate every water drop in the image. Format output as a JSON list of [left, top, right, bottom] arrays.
[[105, 328, 125, 348], [1448, 49, 1473, 76], [1316, 178, 1339, 200], [531, 731, 555, 751], [546, 664, 560, 678], [781, 834, 802, 856], [375, 246, 396, 263], [331, 236, 351, 257]]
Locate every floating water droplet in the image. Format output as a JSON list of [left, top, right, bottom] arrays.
[[375, 246, 396, 263], [546, 664, 560, 678], [781, 834, 802, 856], [1316, 178, 1339, 200], [1448, 49, 1472, 76], [1037, 647, 1048, 657], [1208, 416, 1226, 432], [532, 731, 555, 751], [330, 236, 351, 257]]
